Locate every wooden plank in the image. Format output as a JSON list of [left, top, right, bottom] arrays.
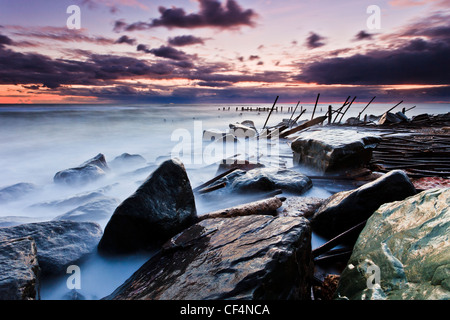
[[279, 116, 328, 138]]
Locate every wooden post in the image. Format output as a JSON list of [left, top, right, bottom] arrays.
[[262, 96, 279, 129], [311, 93, 320, 120], [357, 96, 376, 120], [338, 96, 356, 123], [328, 105, 332, 124], [288, 101, 300, 127]]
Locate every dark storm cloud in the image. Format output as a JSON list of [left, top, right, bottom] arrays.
[[297, 37, 450, 85], [168, 35, 205, 46], [0, 34, 13, 46], [305, 32, 326, 49], [113, 0, 257, 32]]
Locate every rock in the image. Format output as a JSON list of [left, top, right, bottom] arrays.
[[229, 123, 257, 138], [54, 154, 109, 186], [0, 221, 102, 276], [30, 188, 110, 209], [311, 170, 417, 239], [378, 112, 404, 125], [280, 197, 326, 218], [0, 216, 42, 228], [104, 215, 313, 300], [0, 237, 40, 300], [216, 167, 312, 195], [110, 153, 146, 169], [0, 183, 39, 203], [53, 197, 120, 223], [203, 129, 236, 142], [313, 274, 340, 300], [97, 159, 197, 255], [335, 188, 450, 300], [291, 129, 381, 173]]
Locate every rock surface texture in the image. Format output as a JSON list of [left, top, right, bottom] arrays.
[[0, 221, 102, 276], [0, 237, 40, 300], [104, 215, 313, 300], [335, 188, 450, 300], [98, 159, 197, 255], [53, 153, 109, 186]]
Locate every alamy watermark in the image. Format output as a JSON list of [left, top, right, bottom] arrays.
[[67, 5, 81, 30], [367, 5, 381, 30], [66, 265, 81, 290]]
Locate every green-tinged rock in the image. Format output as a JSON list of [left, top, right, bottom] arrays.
[[335, 188, 450, 300]]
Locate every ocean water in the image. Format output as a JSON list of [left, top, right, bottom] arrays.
[[0, 102, 448, 300]]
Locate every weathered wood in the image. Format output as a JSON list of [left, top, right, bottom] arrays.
[[198, 196, 284, 221], [198, 182, 227, 194], [357, 96, 376, 120], [280, 115, 328, 138], [311, 93, 320, 120], [338, 96, 356, 123], [288, 101, 300, 127]]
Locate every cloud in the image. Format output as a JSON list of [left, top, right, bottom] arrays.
[[115, 35, 136, 45], [168, 35, 205, 46], [137, 44, 193, 61], [354, 30, 375, 41], [0, 34, 13, 46], [305, 32, 326, 49], [296, 38, 450, 85], [248, 55, 260, 61], [113, 0, 258, 32]]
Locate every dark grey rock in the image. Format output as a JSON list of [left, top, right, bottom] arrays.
[[0, 237, 40, 300], [216, 167, 312, 195], [335, 188, 450, 300], [311, 170, 417, 239], [0, 183, 39, 203], [97, 159, 197, 255], [104, 215, 313, 300], [53, 197, 120, 223], [0, 221, 102, 276], [291, 129, 381, 173], [53, 154, 109, 186]]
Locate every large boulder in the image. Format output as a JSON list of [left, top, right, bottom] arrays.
[[54, 153, 109, 186], [215, 167, 312, 195], [0, 221, 102, 276], [97, 159, 197, 255], [110, 153, 146, 170], [291, 129, 381, 173], [311, 170, 417, 239], [0, 237, 40, 300], [335, 188, 450, 300], [104, 215, 313, 300]]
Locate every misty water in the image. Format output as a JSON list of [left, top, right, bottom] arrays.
[[0, 102, 447, 300]]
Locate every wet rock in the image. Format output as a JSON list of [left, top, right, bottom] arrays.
[[0, 183, 39, 203], [311, 170, 417, 239], [291, 129, 381, 173], [110, 153, 146, 169], [216, 167, 312, 195], [280, 197, 326, 218], [98, 159, 197, 255], [53, 153, 109, 186], [30, 188, 111, 210], [104, 215, 313, 300], [378, 112, 406, 125], [0, 221, 102, 276], [335, 188, 450, 300], [0, 237, 40, 300], [216, 159, 265, 175], [53, 197, 120, 223]]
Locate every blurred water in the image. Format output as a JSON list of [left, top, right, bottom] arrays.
[[0, 102, 447, 300]]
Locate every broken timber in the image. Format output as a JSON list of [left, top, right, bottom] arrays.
[[198, 196, 285, 221], [279, 116, 328, 138]]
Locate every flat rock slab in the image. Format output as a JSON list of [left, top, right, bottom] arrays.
[[0, 221, 102, 276], [335, 188, 450, 300], [0, 237, 40, 300], [291, 129, 381, 173], [104, 215, 313, 300]]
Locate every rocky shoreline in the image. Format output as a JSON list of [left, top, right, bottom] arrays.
[[0, 111, 449, 301]]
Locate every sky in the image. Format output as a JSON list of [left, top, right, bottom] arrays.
[[0, 0, 449, 104]]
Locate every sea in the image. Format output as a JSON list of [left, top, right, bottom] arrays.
[[0, 102, 448, 300]]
